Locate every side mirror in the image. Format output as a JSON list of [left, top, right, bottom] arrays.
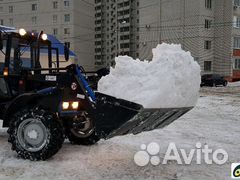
[[64, 42, 70, 61]]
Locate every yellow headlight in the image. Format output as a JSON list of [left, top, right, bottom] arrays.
[[19, 28, 27, 36], [41, 33, 48, 40], [72, 102, 79, 110], [62, 102, 70, 110], [3, 68, 8, 76]]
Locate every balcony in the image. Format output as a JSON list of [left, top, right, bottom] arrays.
[[95, 23, 102, 27], [232, 26, 240, 36], [118, 5, 130, 12], [117, 14, 130, 20], [95, 8, 102, 13], [95, 1, 102, 6], [119, 39, 130, 43]]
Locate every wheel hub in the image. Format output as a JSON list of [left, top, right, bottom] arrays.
[[71, 114, 94, 138], [17, 118, 49, 152], [27, 130, 38, 140]]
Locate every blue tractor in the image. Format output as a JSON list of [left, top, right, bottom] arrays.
[[0, 27, 192, 160]]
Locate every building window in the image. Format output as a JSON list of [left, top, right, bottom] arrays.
[[204, 61, 212, 71], [234, 37, 240, 48], [64, 28, 70, 35], [53, 28, 58, 35], [9, 18, 13, 26], [234, 59, 240, 69], [234, 16, 240, 28], [120, 43, 130, 49], [53, 1, 58, 9], [32, 4, 37, 11], [0, 19, 3, 25], [53, 15, 57, 23], [0, 7, 3, 12], [205, 0, 212, 9], [32, 16, 37, 24], [234, 0, 240, 6], [204, 41, 211, 49], [64, 14, 70, 22], [9, 6, 13, 13], [64, 0, 69, 7], [205, 19, 212, 29]]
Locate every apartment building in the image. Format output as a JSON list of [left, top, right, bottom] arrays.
[[0, 0, 95, 70], [94, 0, 139, 67], [139, 0, 238, 78], [96, 0, 240, 80]]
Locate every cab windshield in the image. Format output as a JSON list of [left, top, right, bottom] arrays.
[[0, 34, 52, 74], [9, 37, 50, 73]]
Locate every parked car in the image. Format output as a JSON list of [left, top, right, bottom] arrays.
[[201, 74, 228, 87]]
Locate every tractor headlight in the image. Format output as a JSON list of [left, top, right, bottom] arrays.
[[41, 33, 48, 40], [3, 68, 8, 76], [71, 102, 79, 110], [62, 102, 70, 110], [19, 28, 27, 36]]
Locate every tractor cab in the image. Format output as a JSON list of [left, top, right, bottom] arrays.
[[0, 28, 70, 100], [0, 29, 68, 74]]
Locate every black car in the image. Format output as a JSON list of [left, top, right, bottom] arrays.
[[201, 74, 228, 87]]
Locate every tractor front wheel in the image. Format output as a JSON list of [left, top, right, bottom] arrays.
[[66, 113, 100, 145], [8, 107, 64, 161]]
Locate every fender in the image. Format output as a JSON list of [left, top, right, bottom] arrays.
[[3, 90, 61, 127]]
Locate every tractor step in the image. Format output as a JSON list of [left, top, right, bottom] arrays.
[[94, 93, 193, 139]]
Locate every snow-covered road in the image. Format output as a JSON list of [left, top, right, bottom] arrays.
[[0, 86, 239, 180]]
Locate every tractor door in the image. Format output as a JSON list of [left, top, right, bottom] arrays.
[[5, 37, 22, 96], [0, 77, 10, 99], [0, 77, 11, 119], [0, 35, 29, 97], [0, 37, 11, 101]]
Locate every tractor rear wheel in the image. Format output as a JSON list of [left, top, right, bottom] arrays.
[[66, 113, 100, 145], [7, 107, 64, 161]]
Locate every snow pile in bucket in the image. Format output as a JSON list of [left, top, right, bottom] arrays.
[[98, 43, 201, 108]]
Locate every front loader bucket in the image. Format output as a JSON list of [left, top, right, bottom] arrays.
[[94, 93, 193, 139]]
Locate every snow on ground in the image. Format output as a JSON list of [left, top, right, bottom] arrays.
[[229, 81, 240, 87], [201, 82, 240, 96], [98, 44, 200, 108], [0, 86, 239, 180]]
